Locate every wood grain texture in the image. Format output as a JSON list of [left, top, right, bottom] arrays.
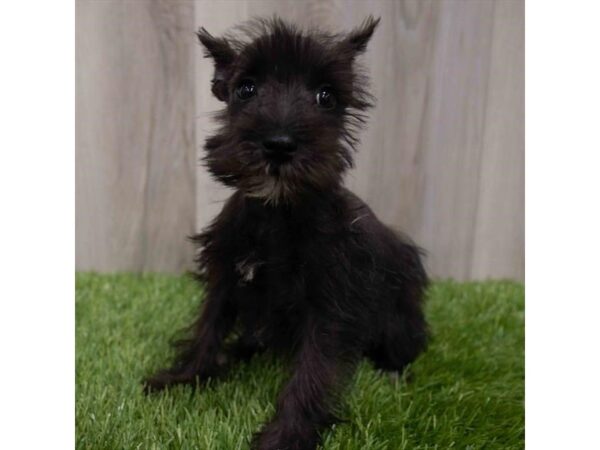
[[76, 0, 523, 280], [470, 0, 525, 280], [194, 0, 524, 281], [76, 0, 196, 272]]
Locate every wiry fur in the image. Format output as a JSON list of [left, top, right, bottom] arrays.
[[144, 16, 429, 450]]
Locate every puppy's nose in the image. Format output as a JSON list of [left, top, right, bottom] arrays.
[[262, 133, 297, 156]]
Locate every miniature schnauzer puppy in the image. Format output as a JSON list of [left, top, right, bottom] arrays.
[[145, 16, 428, 450]]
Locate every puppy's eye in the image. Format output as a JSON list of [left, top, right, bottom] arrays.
[[316, 86, 336, 109], [236, 79, 257, 100]]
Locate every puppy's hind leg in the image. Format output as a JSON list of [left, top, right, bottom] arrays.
[[367, 283, 428, 376]]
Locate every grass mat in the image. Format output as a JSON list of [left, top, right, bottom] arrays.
[[76, 274, 524, 449]]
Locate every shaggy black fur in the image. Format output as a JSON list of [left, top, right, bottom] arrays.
[[144, 16, 428, 450]]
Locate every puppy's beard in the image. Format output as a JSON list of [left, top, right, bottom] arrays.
[[245, 169, 291, 205]]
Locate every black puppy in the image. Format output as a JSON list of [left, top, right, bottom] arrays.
[[145, 16, 428, 450]]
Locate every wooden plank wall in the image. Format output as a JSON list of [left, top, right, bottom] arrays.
[[195, 0, 524, 281], [76, 0, 196, 272], [76, 0, 524, 280]]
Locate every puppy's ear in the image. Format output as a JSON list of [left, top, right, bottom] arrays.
[[340, 16, 380, 57], [197, 27, 236, 102]]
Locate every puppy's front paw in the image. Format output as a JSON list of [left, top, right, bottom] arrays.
[[142, 370, 195, 394], [143, 372, 175, 394], [252, 421, 319, 450]]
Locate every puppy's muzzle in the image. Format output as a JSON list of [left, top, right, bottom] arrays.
[[262, 133, 297, 163]]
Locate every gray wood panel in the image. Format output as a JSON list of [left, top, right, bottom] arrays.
[[76, 0, 196, 272], [76, 0, 523, 280], [194, 0, 524, 281], [470, 0, 525, 280]]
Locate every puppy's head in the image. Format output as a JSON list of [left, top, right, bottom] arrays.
[[198, 16, 379, 204]]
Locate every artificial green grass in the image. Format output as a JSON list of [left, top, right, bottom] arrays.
[[76, 274, 524, 450]]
